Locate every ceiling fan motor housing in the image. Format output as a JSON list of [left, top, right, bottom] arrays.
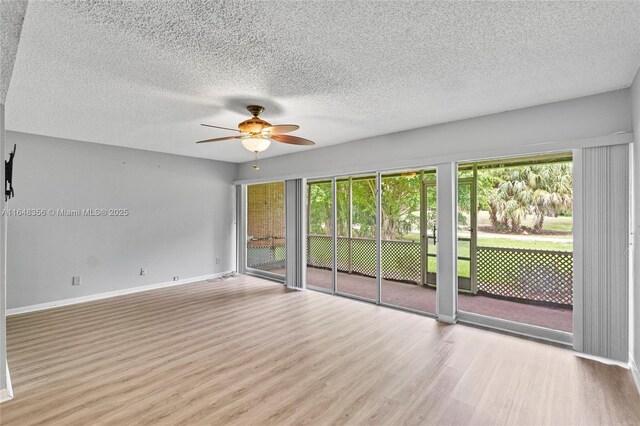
[[238, 117, 271, 134], [239, 105, 269, 133]]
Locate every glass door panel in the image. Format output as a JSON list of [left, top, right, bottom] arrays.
[[457, 179, 476, 293], [380, 170, 436, 314], [456, 156, 573, 333], [335, 175, 377, 301], [306, 180, 334, 291], [424, 180, 437, 287]]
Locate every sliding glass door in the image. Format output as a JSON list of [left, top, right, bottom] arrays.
[[456, 154, 574, 333], [423, 179, 437, 287], [306, 179, 334, 291], [335, 175, 377, 301], [246, 154, 573, 341], [305, 169, 437, 315], [457, 175, 476, 293], [380, 169, 437, 314], [246, 182, 286, 277]]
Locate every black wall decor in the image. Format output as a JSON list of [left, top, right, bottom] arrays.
[[5, 144, 15, 201]]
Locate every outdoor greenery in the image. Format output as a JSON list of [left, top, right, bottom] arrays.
[[309, 162, 572, 242], [308, 182, 332, 235], [477, 163, 573, 234], [302, 160, 574, 301], [309, 174, 429, 240]]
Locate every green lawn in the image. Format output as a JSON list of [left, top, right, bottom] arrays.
[[477, 235, 572, 252], [477, 210, 573, 233], [406, 210, 573, 252]]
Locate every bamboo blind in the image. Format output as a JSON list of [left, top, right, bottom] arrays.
[[247, 182, 286, 248]]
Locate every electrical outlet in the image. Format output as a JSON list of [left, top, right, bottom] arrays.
[[72, 276, 81, 286], [173, 276, 180, 281], [140, 268, 147, 276], [216, 258, 221, 265]]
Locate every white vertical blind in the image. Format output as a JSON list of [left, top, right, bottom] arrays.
[[235, 185, 246, 275], [574, 144, 630, 361], [285, 179, 306, 289], [436, 162, 457, 323]]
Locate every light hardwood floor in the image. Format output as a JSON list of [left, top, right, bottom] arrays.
[[2, 275, 640, 425]]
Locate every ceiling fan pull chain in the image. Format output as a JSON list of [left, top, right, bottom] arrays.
[[252, 151, 260, 171]]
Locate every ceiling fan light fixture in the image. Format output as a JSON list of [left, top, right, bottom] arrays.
[[241, 135, 271, 153], [196, 105, 315, 161]]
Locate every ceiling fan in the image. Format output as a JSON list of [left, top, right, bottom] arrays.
[[197, 105, 315, 170]]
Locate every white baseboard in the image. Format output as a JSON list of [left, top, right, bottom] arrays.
[[437, 314, 457, 324], [630, 356, 640, 396], [6, 271, 234, 316], [574, 352, 629, 369], [0, 388, 12, 403], [0, 362, 13, 403]]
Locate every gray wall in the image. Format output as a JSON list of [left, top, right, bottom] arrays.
[[1, 0, 28, 396], [0, 105, 7, 393], [236, 89, 631, 183], [5, 132, 237, 309], [632, 68, 640, 369]]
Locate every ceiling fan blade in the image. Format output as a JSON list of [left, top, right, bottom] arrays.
[[263, 124, 299, 134], [201, 123, 241, 132], [270, 134, 315, 146], [196, 135, 242, 144]]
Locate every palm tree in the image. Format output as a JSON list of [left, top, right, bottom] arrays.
[[484, 163, 572, 234], [523, 163, 572, 233], [487, 176, 529, 232]]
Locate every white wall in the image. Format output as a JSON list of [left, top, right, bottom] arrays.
[[5, 132, 237, 309], [236, 89, 632, 183], [632, 68, 640, 377]]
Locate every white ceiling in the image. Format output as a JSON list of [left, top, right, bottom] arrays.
[[0, 0, 27, 103], [6, 1, 640, 163]]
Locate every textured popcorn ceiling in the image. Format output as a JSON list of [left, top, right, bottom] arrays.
[[0, 0, 27, 104], [5, 1, 640, 162]]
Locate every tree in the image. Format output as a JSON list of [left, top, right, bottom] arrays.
[[308, 183, 332, 235], [480, 163, 572, 233], [522, 163, 573, 232], [308, 175, 423, 241], [380, 175, 420, 240]]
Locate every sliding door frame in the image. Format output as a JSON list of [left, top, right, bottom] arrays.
[[305, 178, 336, 294], [453, 154, 575, 346], [301, 157, 576, 344], [334, 173, 378, 303], [305, 169, 439, 317]]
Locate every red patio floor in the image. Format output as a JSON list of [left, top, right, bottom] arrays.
[[295, 267, 572, 333]]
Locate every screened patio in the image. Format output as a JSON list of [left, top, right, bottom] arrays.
[[246, 153, 574, 334]]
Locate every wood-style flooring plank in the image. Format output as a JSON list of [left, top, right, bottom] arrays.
[[2, 275, 639, 425]]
